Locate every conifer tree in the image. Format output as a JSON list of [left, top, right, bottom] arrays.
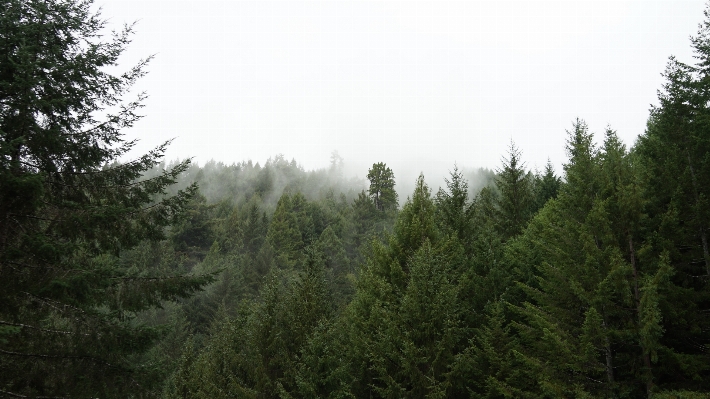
[[635, 5, 710, 392], [165, 248, 333, 398], [450, 301, 533, 398], [0, 0, 211, 396], [458, 185, 506, 314], [267, 192, 315, 269], [533, 159, 561, 211], [367, 162, 398, 212], [242, 200, 267, 256], [436, 164, 471, 242], [507, 123, 708, 397], [351, 190, 377, 238], [494, 142, 535, 240], [345, 175, 467, 397]]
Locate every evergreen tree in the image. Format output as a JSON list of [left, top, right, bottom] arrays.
[[450, 301, 533, 398], [635, 6, 710, 393], [559, 119, 599, 221], [317, 226, 354, 308], [242, 199, 268, 256], [345, 175, 467, 398], [533, 159, 561, 211], [350, 190, 380, 248], [0, 0, 211, 396], [293, 316, 354, 398], [458, 185, 506, 314], [169, 193, 216, 257], [390, 174, 440, 263], [367, 162, 398, 212], [166, 248, 333, 398], [494, 142, 535, 240], [267, 192, 314, 269], [436, 164, 472, 242], [505, 123, 709, 398]]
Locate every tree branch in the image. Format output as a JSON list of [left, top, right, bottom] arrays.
[[0, 388, 67, 399], [0, 349, 119, 369]]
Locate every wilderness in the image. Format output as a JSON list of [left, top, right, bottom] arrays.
[[0, 0, 709, 398]]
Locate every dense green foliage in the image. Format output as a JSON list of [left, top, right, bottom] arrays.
[[3, 1, 710, 398], [0, 0, 214, 396]]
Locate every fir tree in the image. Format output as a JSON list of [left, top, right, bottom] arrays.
[[533, 159, 561, 211], [507, 123, 708, 397], [267, 193, 311, 269], [436, 164, 472, 242], [367, 162, 398, 212], [344, 175, 466, 398], [495, 141, 535, 240], [0, 1, 212, 396], [635, 5, 710, 392]]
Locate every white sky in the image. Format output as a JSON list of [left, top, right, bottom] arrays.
[[101, 0, 705, 186]]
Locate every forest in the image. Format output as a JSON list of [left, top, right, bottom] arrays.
[[0, 0, 709, 398]]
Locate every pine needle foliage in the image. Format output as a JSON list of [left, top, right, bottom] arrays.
[[0, 1, 212, 396]]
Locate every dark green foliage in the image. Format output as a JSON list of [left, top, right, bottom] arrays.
[[450, 301, 534, 398], [352, 190, 378, 239], [153, 7, 710, 395], [266, 191, 334, 272], [533, 159, 561, 211], [436, 164, 472, 242], [504, 122, 709, 398], [292, 317, 355, 399], [634, 9, 710, 393], [165, 248, 334, 398], [170, 193, 217, 258], [0, 0, 213, 396], [367, 162, 399, 212], [495, 142, 536, 240], [343, 174, 469, 398]]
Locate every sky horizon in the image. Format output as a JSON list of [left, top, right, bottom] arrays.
[[99, 0, 706, 191]]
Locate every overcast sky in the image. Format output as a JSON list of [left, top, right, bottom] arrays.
[[100, 0, 705, 188]]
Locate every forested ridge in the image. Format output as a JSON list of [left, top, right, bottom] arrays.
[[1, 0, 709, 398]]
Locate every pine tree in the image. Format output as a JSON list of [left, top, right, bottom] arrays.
[[533, 159, 561, 212], [450, 301, 534, 398], [350, 190, 379, 249], [344, 175, 467, 398], [367, 162, 398, 212], [435, 164, 471, 242], [506, 123, 708, 397], [459, 185, 506, 313], [634, 5, 710, 393], [0, 1, 211, 396], [494, 141, 535, 240], [166, 248, 333, 398], [267, 193, 310, 269]]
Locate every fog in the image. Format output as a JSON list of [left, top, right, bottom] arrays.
[[101, 0, 704, 195]]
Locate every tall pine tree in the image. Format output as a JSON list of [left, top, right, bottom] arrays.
[[0, 1, 211, 396], [495, 142, 535, 240]]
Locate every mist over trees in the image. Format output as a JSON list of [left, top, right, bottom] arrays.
[[1, 0, 710, 398]]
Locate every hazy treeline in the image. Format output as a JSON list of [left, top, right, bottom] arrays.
[[127, 142, 555, 396], [148, 153, 496, 213], [145, 107, 709, 398]]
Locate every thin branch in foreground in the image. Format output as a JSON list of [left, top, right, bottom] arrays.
[[0, 388, 67, 399]]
